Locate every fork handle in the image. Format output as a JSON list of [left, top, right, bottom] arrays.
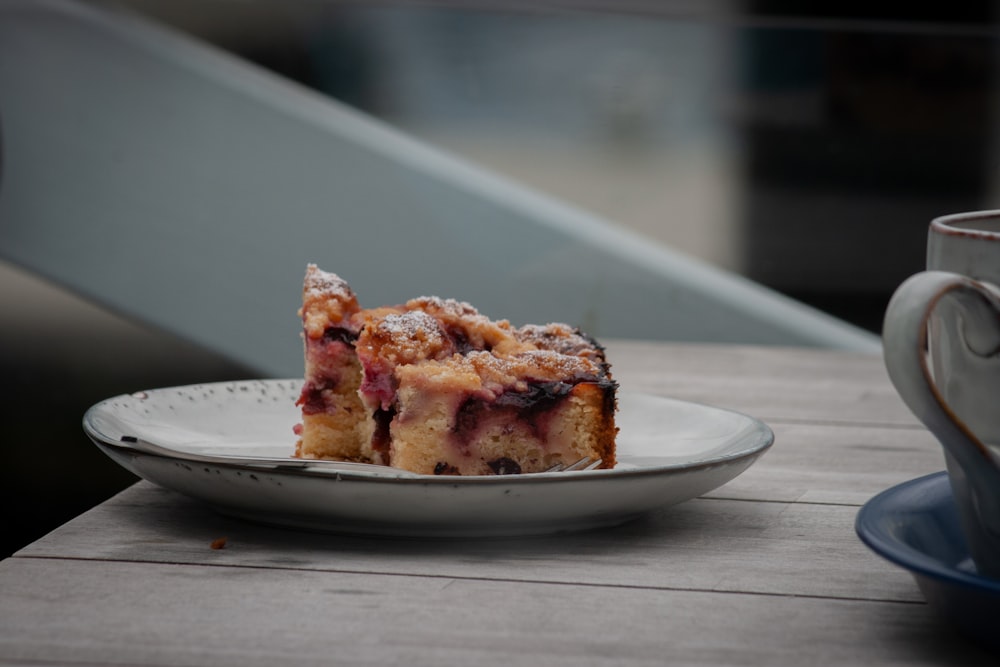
[[115, 436, 421, 477]]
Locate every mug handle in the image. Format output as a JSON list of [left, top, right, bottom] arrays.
[[882, 270, 1000, 475]]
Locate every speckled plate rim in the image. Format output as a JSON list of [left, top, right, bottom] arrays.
[[82, 379, 774, 486], [82, 379, 774, 536]]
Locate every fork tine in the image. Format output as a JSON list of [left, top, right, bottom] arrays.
[[543, 457, 602, 473], [562, 457, 594, 472]]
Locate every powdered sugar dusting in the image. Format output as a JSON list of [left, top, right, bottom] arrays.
[[304, 264, 354, 301], [361, 310, 453, 366], [354, 288, 609, 384], [517, 323, 606, 361], [408, 296, 478, 317], [378, 311, 446, 345], [300, 264, 361, 339]]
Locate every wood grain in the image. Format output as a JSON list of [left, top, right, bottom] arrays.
[[606, 341, 914, 427], [16, 482, 921, 602], [1, 558, 993, 667]]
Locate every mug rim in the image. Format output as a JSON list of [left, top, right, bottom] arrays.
[[932, 211, 1000, 239]]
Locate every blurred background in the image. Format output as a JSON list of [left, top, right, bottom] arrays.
[[4, 0, 1000, 555]]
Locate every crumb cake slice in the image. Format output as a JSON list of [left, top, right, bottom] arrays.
[[294, 267, 368, 461], [295, 264, 617, 475]]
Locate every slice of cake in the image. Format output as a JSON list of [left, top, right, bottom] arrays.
[[294, 268, 369, 462], [295, 264, 617, 475]]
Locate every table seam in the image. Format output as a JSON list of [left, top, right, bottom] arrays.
[[5, 553, 926, 606]]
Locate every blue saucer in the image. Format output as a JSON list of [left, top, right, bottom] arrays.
[[856, 471, 1000, 652]]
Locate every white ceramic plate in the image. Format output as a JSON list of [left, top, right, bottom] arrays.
[[84, 379, 773, 537]]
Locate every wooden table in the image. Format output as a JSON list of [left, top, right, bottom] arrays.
[[1, 342, 995, 665]]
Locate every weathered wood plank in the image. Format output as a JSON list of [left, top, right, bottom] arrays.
[[16, 481, 923, 603], [0, 558, 991, 667], [708, 421, 945, 505], [606, 341, 916, 427]]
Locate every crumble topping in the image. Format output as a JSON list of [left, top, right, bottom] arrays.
[[362, 311, 453, 365], [516, 323, 607, 362], [301, 264, 360, 339]]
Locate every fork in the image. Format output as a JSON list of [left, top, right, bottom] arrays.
[[115, 436, 601, 476], [114, 436, 422, 477], [544, 457, 603, 472]]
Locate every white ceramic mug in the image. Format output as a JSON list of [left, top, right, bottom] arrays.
[[883, 211, 1000, 578]]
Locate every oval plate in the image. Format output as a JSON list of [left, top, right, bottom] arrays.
[[84, 380, 773, 537]]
